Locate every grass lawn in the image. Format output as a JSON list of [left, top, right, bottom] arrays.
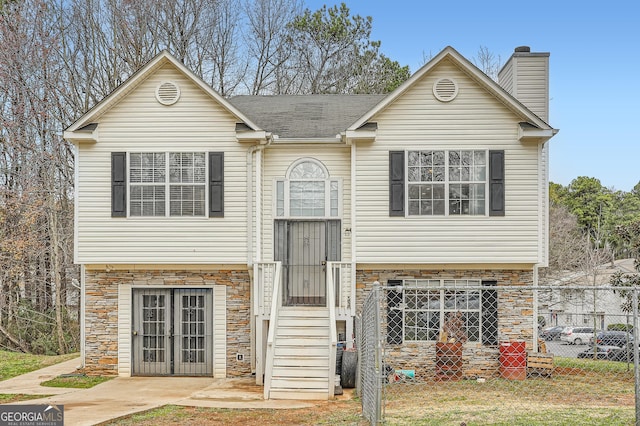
[[108, 357, 635, 425], [41, 374, 112, 389], [0, 350, 82, 403], [105, 401, 367, 426], [0, 394, 51, 404], [0, 350, 78, 381]]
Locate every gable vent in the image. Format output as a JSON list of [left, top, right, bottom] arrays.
[[155, 81, 180, 106], [433, 78, 458, 102]]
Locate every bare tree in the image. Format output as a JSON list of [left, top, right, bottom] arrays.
[[244, 0, 302, 94], [0, 0, 412, 354], [473, 46, 502, 81]]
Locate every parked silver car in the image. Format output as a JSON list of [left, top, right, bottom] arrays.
[[560, 326, 596, 345]]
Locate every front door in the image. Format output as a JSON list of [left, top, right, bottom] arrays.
[[132, 288, 213, 376], [275, 220, 341, 306]]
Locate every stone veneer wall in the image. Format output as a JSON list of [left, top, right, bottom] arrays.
[[83, 268, 251, 377], [356, 268, 534, 379]]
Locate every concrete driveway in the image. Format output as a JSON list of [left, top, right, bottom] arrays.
[[1, 358, 314, 425]]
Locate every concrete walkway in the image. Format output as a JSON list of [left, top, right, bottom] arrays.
[[1, 358, 321, 425]]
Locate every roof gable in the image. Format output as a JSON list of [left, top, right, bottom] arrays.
[[348, 46, 553, 132], [65, 51, 261, 135]]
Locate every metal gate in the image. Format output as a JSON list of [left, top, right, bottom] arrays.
[[274, 220, 341, 306], [132, 288, 213, 376]]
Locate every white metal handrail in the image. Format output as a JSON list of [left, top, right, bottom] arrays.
[[254, 262, 278, 317], [263, 261, 282, 399], [326, 262, 338, 398], [328, 262, 355, 312]]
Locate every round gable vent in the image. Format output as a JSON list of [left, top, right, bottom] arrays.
[[155, 81, 180, 105], [433, 78, 458, 102]]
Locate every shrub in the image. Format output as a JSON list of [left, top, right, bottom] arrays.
[[607, 323, 633, 332]]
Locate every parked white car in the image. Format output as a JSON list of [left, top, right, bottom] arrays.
[[560, 326, 596, 345]]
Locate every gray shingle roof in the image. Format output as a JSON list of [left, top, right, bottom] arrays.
[[229, 95, 385, 139]]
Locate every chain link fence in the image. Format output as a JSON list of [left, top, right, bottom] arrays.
[[357, 282, 640, 425]]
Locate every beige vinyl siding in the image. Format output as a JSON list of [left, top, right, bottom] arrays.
[[118, 284, 132, 376], [512, 56, 549, 122], [261, 146, 352, 262], [355, 59, 542, 264], [76, 64, 247, 264], [214, 284, 227, 377], [498, 60, 514, 94]]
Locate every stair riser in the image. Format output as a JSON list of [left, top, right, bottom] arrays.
[[274, 347, 329, 357], [273, 358, 329, 368], [272, 367, 329, 378]]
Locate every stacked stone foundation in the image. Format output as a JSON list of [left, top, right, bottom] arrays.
[[356, 267, 534, 379], [83, 267, 251, 377]]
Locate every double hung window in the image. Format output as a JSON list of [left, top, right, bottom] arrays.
[[407, 150, 487, 216], [129, 152, 206, 217], [402, 279, 482, 342]]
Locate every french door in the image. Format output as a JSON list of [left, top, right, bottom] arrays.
[[132, 288, 213, 376]]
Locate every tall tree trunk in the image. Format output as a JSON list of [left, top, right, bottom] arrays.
[[48, 195, 67, 354]]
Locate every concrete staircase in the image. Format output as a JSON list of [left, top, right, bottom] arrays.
[[265, 307, 332, 400]]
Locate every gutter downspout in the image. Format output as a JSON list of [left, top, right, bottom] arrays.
[[349, 140, 357, 349], [247, 133, 272, 378], [246, 134, 273, 268]]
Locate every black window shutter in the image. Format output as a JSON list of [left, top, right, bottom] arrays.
[[389, 151, 405, 216], [387, 279, 403, 344], [481, 280, 498, 345], [111, 152, 126, 217], [489, 150, 505, 216], [209, 152, 224, 217]]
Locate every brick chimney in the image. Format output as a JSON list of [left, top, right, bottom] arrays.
[[498, 46, 550, 122]]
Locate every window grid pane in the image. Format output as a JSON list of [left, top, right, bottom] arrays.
[[289, 161, 326, 179], [330, 181, 338, 217], [276, 181, 285, 217], [289, 181, 325, 217], [169, 152, 205, 184], [170, 185, 205, 216], [130, 153, 165, 183], [130, 185, 165, 216]]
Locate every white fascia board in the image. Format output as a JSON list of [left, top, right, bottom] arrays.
[[274, 137, 343, 144], [344, 129, 377, 144], [63, 128, 98, 144], [236, 130, 268, 143], [518, 126, 558, 144]]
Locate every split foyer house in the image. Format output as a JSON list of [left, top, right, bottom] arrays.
[[64, 45, 557, 399]]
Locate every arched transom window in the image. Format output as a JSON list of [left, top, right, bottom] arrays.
[[275, 159, 340, 218]]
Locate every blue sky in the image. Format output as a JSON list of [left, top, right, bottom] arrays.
[[305, 1, 640, 191]]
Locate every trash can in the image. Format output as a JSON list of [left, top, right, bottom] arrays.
[[499, 341, 526, 380]]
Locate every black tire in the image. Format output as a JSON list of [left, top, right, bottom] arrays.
[[335, 346, 344, 375], [341, 350, 358, 388], [574, 338, 582, 345]]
